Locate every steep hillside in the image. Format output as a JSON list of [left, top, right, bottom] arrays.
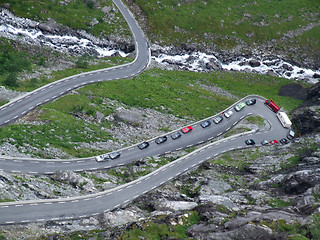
[[124, 0, 320, 70]]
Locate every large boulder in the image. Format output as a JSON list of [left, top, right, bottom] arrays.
[[115, 108, 142, 126]]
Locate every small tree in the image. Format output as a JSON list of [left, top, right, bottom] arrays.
[[75, 54, 89, 69], [4, 72, 19, 87]]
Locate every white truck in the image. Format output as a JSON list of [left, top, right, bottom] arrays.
[[276, 111, 292, 128]]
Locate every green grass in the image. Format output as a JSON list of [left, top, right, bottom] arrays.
[[0, 68, 305, 158], [245, 116, 265, 126], [119, 211, 200, 240], [132, 0, 320, 51], [224, 127, 251, 138], [268, 198, 292, 208], [17, 56, 132, 92], [2, 0, 131, 39]]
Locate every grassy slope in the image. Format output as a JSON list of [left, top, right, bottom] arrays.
[[0, 68, 304, 158], [1, 0, 131, 39], [129, 0, 320, 58]]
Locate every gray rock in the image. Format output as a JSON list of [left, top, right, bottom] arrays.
[[156, 200, 197, 211], [101, 207, 145, 227], [282, 63, 294, 71], [198, 195, 239, 211], [283, 169, 320, 194], [115, 108, 142, 126], [199, 180, 232, 195], [206, 223, 274, 240], [249, 60, 261, 67], [51, 171, 96, 193], [94, 111, 105, 123], [186, 223, 219, 238]]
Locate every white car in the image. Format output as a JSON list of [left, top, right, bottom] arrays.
[[224, 110, 233, 118], [95, 154, 109, 162]]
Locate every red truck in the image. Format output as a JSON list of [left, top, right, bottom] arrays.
[[265, 99, 280, 113]]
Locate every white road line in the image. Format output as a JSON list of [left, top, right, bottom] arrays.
[[187, 144, 193, 147], [6, 221, 15, 224], [217, 132, 223, 136], [95, 195, 102, 199], [44, 203, 52, 205], [77, 160, 84, 163], [84, 198, 90, 201], [13, 160, 22, 162], [30, 203, 38, 206], [233, 121, 238, 126], [229, 148, 235, 151], [71, 200, 78, 203], [115, 204, 120, 208], [90, 168, 97, 170], [198, 141, 204, 144], [0, 206, 8, 208], [15, 205, 23, 207], [127, 185, 132, 189], [206, 157, 211, 160], [117, 189, 123, 192], [37, 219, 45, 222], [51, 218, 60, 221], [226, 127, 231, 131], [62, 162, 70, 164], [21, 220, 30, 223], [176, 147, 182, 150], [208, 137, 214, 140], [58, 202, 66, 204]]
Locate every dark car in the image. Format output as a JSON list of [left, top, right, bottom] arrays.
[[212, 116, 223, 124], [245, 139, 255, 145], [182, 126, 193, 134], [155, 136, 168, 144], [109, 152, 121, 159], [200, 120, 211, 128], [171, 132, 182, 140], [280, 138, 288, 144], [246, 99, 257, 106], [138, 142, 149, 150]]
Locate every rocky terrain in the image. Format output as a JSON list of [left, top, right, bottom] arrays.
[[0, 83, 319, 239], [0, 1, 320, 239]]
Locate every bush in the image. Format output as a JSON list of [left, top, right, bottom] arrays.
[[4, 72, 19, 87], [310, 213, 320, 239], [75, 54, 89, 69]]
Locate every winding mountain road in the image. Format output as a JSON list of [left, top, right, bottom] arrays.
[[0, 0, 292, 225]]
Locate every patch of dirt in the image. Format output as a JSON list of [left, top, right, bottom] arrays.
[[278, 83, 308, 100]]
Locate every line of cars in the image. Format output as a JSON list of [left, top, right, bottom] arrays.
[[96, 98, 257, 162], [245, 130, 295, 146], [137, 126, 192, 150]]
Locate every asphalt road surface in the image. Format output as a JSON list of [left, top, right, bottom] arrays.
[[0, 0, 293, 225]]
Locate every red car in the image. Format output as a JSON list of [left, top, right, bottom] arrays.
[[182, 126, 193, 134], [270, 140, 279, 145]]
